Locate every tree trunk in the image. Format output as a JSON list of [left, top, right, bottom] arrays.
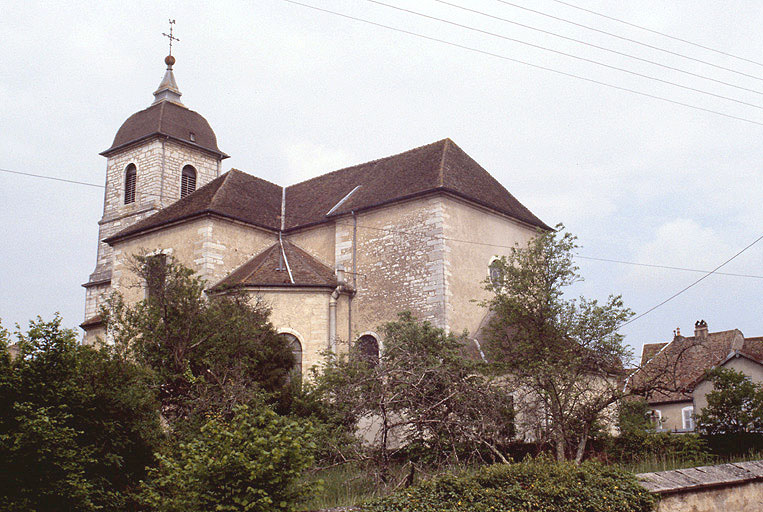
[[574, 422, 591, 464]]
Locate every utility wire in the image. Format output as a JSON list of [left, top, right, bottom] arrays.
[[5, 164, 761, 281], [547, 0, 763, 68], [0, 167, 103, 189], [493, 0, 763, 83], [620, 231, 763, 327], [432, 0, 763, 96], [278, 0, 763, 127], [366, 0, 763, 110]]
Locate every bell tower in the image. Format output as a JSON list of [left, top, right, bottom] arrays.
[[82, 47, 228, 339]]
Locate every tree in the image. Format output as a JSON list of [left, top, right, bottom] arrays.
[[312, 312, 515, 480], [696, 367, 763, 435], [139, 402, 317, 512], [483, 226, 634, 462], [104, 255, 296, 434], [0, 316, 163, 511]]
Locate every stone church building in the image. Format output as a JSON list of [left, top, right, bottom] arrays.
[[82, 56, 549, 374]]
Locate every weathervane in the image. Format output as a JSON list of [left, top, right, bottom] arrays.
[[162, 19, 179, 56]]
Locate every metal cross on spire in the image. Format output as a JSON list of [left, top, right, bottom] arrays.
[[162, 19, 179, 56]]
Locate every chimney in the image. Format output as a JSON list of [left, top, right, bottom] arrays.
[[676, 327, 681, 337], [694, 319, 708, 340]]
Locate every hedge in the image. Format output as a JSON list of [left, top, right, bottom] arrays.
[[360, 458, 656, 512]]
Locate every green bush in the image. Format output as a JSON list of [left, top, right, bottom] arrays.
[[605, 430, 711, 465], [361, 458, 657, 512], [140, 402, 317, 512]]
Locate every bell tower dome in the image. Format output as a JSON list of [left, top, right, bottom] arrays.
[[82, 54, 228, 339]]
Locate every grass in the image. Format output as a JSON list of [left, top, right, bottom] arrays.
[[621, 450, 763, 474]]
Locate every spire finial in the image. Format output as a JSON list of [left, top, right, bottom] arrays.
[[162, 19, 179, 59], [153, 19, 183, 106]]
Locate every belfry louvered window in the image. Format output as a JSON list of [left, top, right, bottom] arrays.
[[181, 165, 197, 198], [124, 164, 137, 204]]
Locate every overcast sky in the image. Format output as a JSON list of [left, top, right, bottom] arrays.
[[2, 0, 761, 359]]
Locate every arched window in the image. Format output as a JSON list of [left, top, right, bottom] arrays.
[[124, 164, 137, 204], [181, 165, 197, 198], [280, 333, 302, 375], [355, 334, 380, 366], [488, 259, 504, 286]]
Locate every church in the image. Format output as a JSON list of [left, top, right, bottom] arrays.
[[82, 54, 549, 374]]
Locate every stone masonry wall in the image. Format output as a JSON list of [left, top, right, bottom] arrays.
[[84, 137, 221, 326], [336, 196, 447, 340]]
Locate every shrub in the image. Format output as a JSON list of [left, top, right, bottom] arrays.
[[361, 458, 657, 512], [140, 402, 317, 512], [605, 430, 711, 465]]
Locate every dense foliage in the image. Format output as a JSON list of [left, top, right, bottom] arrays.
[[696, 367, 763, 435], [484, 226, 634, 461], [0, 316, 163, 511], [105, 254, 296, 434], [140, 403, 317, 512], [361, 458, 657, 512], [310, 312, 514, 479]]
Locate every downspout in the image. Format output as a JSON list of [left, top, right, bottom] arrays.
[[349, 211, 357, 342]]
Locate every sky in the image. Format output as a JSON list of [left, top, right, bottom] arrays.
[[1, 0, 762, 360]]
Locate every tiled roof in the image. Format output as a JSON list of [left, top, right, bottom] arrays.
[[210, 240, 338, 290], [641, 343, 668, 365], [284, 138, 549, 230], [102, 101, 227, 158], [105, 170, 283, 242], [107, 139, 549, 243], [634, 329, 763, 404]]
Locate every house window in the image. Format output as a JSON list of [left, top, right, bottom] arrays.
[[355, 334, 380, 366], [181, 165, 197, 198], [144, 253, 167, 301], [124, 164, 137, 204], [650, 409, 663, 430], [280, 333, 302, 375], [682, 406, 695, 431]]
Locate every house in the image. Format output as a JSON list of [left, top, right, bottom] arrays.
[[81, 54, 549, 376], [637, 320, 763, 432]]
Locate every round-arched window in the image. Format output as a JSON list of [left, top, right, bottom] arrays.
[[355, 334, 380, 366], [124, 164, 137, 204], [181, 165, 197, 198], [280, 333, 302, 375], [488, 259, 504, 286]]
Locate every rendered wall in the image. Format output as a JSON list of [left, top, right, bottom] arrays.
[[650, 401, 693, 432], [693, 357, 763, 413]]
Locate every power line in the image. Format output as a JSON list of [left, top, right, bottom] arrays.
[[366, 0, 763, 111], [621, 231, 763, 327], [493, 0, 763, 83], [278, 0, 763, 127], [575, 254, 763, 279], [547, 0, 763, 68], [0, 167, 103, 189], [432, 0, 763, 97], [4, 165, 762, 282]]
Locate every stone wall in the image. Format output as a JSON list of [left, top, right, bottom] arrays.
[[638, 461, 763, 512]]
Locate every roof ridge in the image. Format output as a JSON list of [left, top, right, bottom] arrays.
[[437, 138, 451, 188], [285, 139, 451, 190], [227, 168, 283, 189], [209, 170, 234, 208], [284, 241, 334, 279], [157, 101, 166, 133]]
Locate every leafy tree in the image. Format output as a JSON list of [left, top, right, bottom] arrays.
[[0, 316, 163, 511], [483, 226, 634, 462], [104, 255, 296, 434], [139, 402, 317, 512], [312, 312, 515, 480], [696, 367, 763, 435]]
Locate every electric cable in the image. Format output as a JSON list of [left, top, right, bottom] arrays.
[[492, 0, 763, 83], [431, 0, 763, 96], [366, 0, 763, 110], [277, 0, 763, 127], [547, 0, 763, 68]]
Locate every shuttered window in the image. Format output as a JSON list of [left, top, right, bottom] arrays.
[[124, 164, 137, 204], [181, 165, 197, 198]]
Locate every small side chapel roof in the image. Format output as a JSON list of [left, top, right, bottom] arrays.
[[209, 240, 338, 291]]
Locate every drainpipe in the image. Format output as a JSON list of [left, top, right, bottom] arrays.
[[329, 266, 347, 352]]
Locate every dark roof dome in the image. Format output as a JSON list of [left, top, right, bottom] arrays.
[[101, 101, 227, 158], [101, 55, 228, 158]]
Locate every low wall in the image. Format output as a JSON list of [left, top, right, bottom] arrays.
[[638, 461, 763, 512]]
